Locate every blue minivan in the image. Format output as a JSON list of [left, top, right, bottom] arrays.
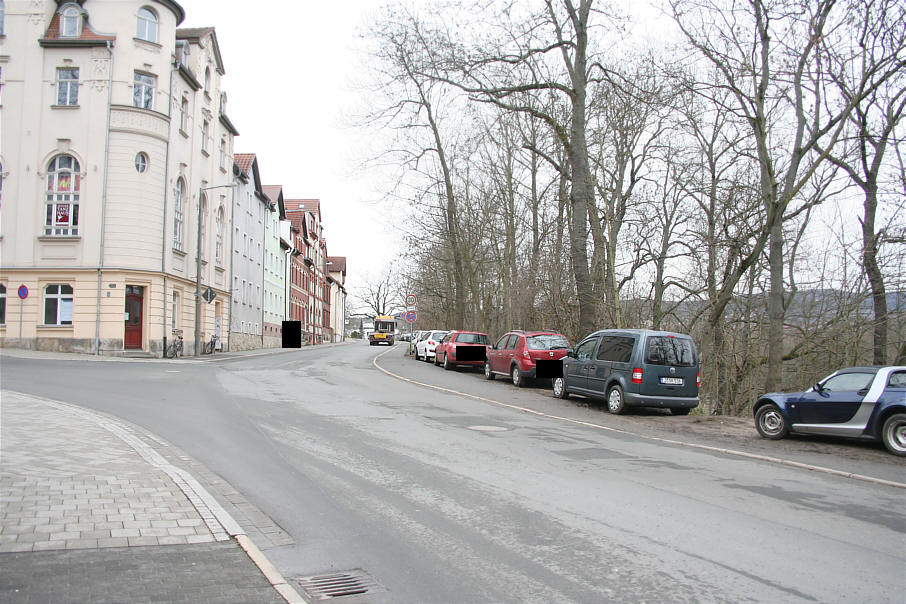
[[553, 329, 700, 415]]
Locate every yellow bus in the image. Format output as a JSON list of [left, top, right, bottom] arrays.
[[369, 315, 396, 346]]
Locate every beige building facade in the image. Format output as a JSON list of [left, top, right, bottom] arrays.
[[0, 0, 238, 355]]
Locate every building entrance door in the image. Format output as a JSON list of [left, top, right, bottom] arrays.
[[125, 285, 143, 349]]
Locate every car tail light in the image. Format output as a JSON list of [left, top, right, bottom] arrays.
[[523, 348, 530, 359], [696, 372, 701, 388], [632, 368, 643, 384], [428, 340, 435, 346]]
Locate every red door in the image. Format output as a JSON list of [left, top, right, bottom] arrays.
[[124, 286, 143, 349]]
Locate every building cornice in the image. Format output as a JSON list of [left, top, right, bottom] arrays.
[[176, 63, 201, 91]]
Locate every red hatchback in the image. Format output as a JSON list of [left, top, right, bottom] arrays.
[[485, 330, 571, 387], [434, 330, 490, 370]]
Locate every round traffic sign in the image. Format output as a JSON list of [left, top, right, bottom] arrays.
[[17, 285, 28, 300], [405, 310, 417, 323], [405, 294, 417, 307]]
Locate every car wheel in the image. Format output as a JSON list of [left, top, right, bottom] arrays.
[[553, 376, 569, 399], [881, 413, 906, 457], [606, 385, 625, 414], [671, 407, 691, 416], [755, 403, 789, 440], [484, 361, 495, 380], [443, 355, 452, 370], [433, 354, 440, 366], [511, 366, 524, 388]]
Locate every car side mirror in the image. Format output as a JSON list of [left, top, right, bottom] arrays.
[[813, 382, 823, 393], [566, 348, 575, 358]]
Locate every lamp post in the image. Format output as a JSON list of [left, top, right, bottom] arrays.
[[195, 183, 235, 356]]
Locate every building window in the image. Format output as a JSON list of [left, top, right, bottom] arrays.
[[204, 67, 211, 96], [171, 291, 178, 329], [180, 97, 189, 132], [173, 178, 184, 249], [0, 1, 5, 36], [43, 284, 73, 325], [0, 284, 5, 324], [60, 5, 81, 38], [56, 67, 79, 106], [135, 152, 148, 173], [201, 120, 209, 153], [136, 7, 158, 43], [45, 155, 80, 236], [215, 206, 224, 264], [219, 138, 226, 170], [133, 72, 155, 110]]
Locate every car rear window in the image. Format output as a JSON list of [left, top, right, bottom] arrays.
[[456, 333, 489, 344], [889, 372, 906, 388], [645, 336, 696, 367], [430, 331, 447, 340], [527, 335, 570, 350]]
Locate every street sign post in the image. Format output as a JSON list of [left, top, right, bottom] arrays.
[[17, 285, 27, 346]]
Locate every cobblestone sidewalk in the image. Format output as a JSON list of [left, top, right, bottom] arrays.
[[0, 391, 300, 603]]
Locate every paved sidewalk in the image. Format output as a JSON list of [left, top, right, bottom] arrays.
[[0, 391, 300, 603]]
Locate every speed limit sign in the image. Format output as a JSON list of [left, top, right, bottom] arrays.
[[405, 294, 417, 307]]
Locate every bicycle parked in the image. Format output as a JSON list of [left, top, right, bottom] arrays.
[[202, 333, 219, 355], [166, 329, 184, 358]]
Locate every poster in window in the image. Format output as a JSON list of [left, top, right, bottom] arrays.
[[60, 299, 73, 324], [56, 204, 70, 224], [58, 173, 71, 191]]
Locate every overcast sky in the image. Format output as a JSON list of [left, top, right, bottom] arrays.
[[180, 0, 396, 297]]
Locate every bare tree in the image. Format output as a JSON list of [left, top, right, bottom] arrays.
[[354, 268, 403, 318], [818, 0, 906, 364], [671, 0, 906, 391]]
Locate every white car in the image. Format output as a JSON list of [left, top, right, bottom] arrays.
[[415, 330, 448, 362]]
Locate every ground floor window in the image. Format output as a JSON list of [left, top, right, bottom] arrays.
[[44, 284, 73, 325], [0, 284, 6, 324]]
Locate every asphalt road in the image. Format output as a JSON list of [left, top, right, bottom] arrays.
[[2, 343, 904, 603]]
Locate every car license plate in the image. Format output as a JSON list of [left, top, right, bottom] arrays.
[[660, 377, 684, 385]]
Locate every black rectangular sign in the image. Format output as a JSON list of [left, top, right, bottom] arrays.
[[455, 345, 486, 362], [282, 321, 302, 348], [535, 359, 563, 380]]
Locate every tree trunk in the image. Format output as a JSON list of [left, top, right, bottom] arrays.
[[862, 183, 888, 365], [566, 1, 596, 338]]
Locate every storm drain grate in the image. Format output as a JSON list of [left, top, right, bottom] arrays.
[[295, 569, 382, 600]]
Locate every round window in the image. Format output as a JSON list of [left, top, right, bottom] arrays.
[[135, 152, 149, 173]]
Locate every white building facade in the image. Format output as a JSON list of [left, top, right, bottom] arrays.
[[262, 184, 287, 348], [0, 0, 238, 355], [229, 153, 267, 351]]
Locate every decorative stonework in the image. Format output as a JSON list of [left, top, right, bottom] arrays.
[[89, 50, 111, 91], [110, 106, 170, 142]]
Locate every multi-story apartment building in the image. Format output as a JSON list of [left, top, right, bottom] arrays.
[[262, 185, 287, 348], [327, 256, 347, 343], [286, 199, 328, 344], [229, 153, 268, 350], [0, 0, 238, 355], [285, 214, 307, 333]]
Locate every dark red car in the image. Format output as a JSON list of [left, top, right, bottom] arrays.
[[434, 330, 490, 370], [485, 330, 571, 387]]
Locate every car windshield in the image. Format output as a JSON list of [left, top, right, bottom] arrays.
[[645, 336, 696, 367], [526, 335, 569, 350], [455, 333, 488, 344], [430, 331, 447, 340]]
